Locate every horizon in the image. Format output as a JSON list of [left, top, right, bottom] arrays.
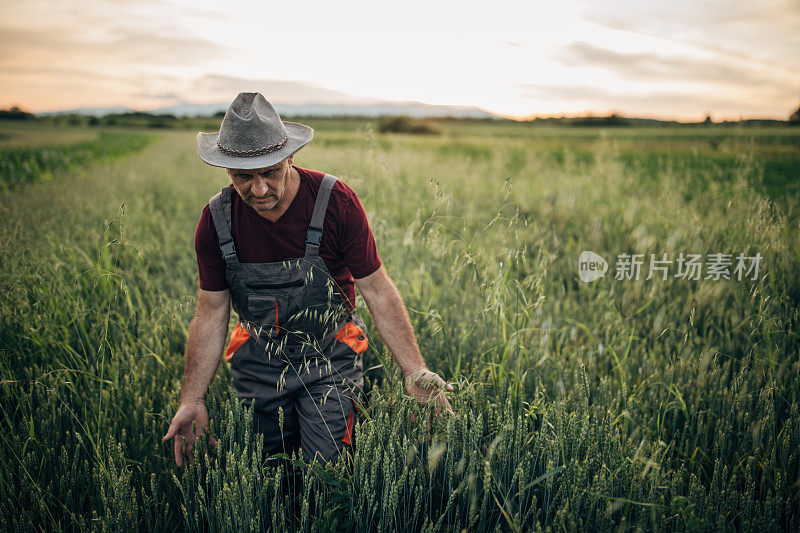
[[1, 0, 798, 122], [18, 100, 796, 124]]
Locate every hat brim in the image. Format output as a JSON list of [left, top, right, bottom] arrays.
[[196, 122, 314, 169]]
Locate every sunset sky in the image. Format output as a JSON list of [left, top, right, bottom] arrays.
[[1, 0, 798, 120]]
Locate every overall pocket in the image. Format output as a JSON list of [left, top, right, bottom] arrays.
[[224, 322, 251, 362], [247, 294, 289, 336], [247, 279, 306, 290], [334, 321, 368, 355]]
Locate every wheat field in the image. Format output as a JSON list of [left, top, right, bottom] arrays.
[[0, 120, 798, 531]]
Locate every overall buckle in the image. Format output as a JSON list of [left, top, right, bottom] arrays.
[[221, 240, 236, 258], [305, 227, 323, 247]]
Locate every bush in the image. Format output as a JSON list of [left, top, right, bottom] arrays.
[[0, 106, 35, 121], [377, 116, 440, 135], [570, 114, 630, 127]]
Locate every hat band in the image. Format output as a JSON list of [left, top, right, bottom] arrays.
[[216, 135, 288, 157]]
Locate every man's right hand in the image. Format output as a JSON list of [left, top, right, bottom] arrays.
[[163, 402, 216, 467], [164, 289, 230, 467]]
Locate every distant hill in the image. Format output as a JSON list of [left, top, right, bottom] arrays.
[[279, 102, 497, 119], [34, 105, 795, 126], [521, 115, 792, 127], [38, 101, 500, 120], [153, 101, 500, 119], [38, 106, 134, 117]]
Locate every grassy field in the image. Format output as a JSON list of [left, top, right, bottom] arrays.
[[0, 127, 154, 191], [0, 119, 798, 531], [0, 122, 99, 149]]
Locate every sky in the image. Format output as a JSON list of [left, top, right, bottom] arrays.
[[1, 0, 798, 121]]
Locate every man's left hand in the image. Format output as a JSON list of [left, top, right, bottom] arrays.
[[404, 368, 454, 414]]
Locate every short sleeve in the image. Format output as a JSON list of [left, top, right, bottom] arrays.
[[194, 205, 230, 291], [338, 189, 382, 279]]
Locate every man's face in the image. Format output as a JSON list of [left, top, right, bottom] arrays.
[[226, 156, 293, 213]]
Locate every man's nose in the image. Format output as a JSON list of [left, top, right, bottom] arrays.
[[251, 176, 270, 196]]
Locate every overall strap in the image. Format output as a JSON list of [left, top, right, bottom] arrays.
[[208, 186, 239, 265], [304, 174, 338, 257]]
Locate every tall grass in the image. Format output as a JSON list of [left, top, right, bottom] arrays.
[[0, 125, 798, 530], [0, 130, 153, 190]]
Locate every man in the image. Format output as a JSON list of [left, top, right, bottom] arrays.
[[163, 92, 452, 466]]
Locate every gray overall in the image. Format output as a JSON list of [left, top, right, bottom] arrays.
[[208, 174, 366, 464]]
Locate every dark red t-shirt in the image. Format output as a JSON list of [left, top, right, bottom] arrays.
[[194, 166, 382, 310]]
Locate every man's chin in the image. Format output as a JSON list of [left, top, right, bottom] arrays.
[[249, 199, 277, 210]]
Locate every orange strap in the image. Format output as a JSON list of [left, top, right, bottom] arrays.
[[224, 322, 250, 362], [342, 408, 354, 445], [342, 399, 361, 446]]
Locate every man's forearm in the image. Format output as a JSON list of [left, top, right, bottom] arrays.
[[362, 277, 427, 377], [180, 303, 230, 404]]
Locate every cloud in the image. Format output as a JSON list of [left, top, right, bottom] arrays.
[[0, 24, 232, 69], [578, 0, 800, 73], [133, 91, 182, 101], [555, 42, 781, 89], [113, 29, 231, 64], [0, 62, 388, 112], [582, 0, 800, 35], [188, 74, 384, 106], [0, 65, 131, 83], [2, 0, 796, 118], [520, 83, 796, 119]]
